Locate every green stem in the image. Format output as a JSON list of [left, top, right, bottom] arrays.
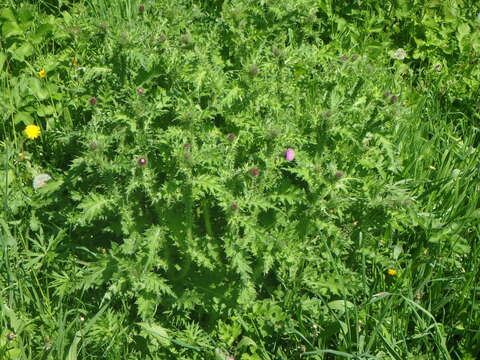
[[202, 198, 213, 238]]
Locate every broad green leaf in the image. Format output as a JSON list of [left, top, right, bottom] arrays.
[[2, 21, 23, 38], [11, 42, 33, 61], [29, 78, 49, 100], [0, 8, 16, 22], [13, 111, 34, 125]]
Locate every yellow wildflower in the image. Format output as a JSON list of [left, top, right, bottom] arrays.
[[387, 269, 397, 276], [24, 125, 41, 140], [38, 69, 47, 78]]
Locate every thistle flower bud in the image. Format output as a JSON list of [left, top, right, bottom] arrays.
[[272, 47, 282, 56], [180, 34, 191, 44]]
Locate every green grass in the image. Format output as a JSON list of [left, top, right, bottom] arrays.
[[1, 0, 479, 359]]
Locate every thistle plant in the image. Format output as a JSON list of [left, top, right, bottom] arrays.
[[0, 1, 479, 359]]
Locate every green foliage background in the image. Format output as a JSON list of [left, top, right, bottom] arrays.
[[1, 0, 479, 359]]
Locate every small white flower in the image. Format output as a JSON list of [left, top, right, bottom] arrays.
[[391, 48, 407, 60], [33, 174, 52, 189]]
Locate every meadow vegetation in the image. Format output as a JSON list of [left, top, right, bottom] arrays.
[[1, 0, 479, 359]]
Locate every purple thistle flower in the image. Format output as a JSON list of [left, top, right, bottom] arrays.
[[250, 168, 260, 176], [137, 87, 145, 95], [139, 5, 145, 12], [89, 97, 97, 105], [284, 148, 295, 161], [390, 95, 399, 102], [183, 143, 191, 149], [227, 133, 236, 141], [138, 157, 147, 166], [335, 171, 344, 179]]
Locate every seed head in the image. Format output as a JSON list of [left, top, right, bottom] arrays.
[[137, 87, 145, 95], [391, 48, 407, 60], [284, 148, 295, 161], [7, 333, 16, 341], [33, 174, 52, 189], [159, 34, 167, 42]]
